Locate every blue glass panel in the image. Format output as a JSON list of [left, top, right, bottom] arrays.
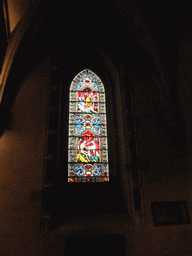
[[75, 125, 86, 136], [68, 163, 109, 178]]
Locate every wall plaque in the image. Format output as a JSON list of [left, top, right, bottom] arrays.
[[151, 201, 190, 226]]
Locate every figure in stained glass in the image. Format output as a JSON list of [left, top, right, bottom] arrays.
[[77, 89, 98, 113], [77, 140, 89, 163]]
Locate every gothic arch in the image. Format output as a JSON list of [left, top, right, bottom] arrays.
[[50, 48, 132, 225]]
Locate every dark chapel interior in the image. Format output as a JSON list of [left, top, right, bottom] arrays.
[[1, 0, 192, 255]]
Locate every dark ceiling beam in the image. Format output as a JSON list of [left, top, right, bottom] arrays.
[[0, 0, 8, 73], [2, 0, 10, 39], [113, 0, 177, 128]]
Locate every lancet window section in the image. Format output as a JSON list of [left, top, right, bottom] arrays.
[[68, 69, 109, 182]]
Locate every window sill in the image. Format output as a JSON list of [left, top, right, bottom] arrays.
[[48, 213, 131, 236]]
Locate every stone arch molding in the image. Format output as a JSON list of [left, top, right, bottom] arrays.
[[0, 0, 40, 105]]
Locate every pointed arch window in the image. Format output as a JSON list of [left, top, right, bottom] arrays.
[[68, 69, 109, 182]]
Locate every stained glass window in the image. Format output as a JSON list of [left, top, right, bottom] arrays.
[[68, 69, 109, 182]]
